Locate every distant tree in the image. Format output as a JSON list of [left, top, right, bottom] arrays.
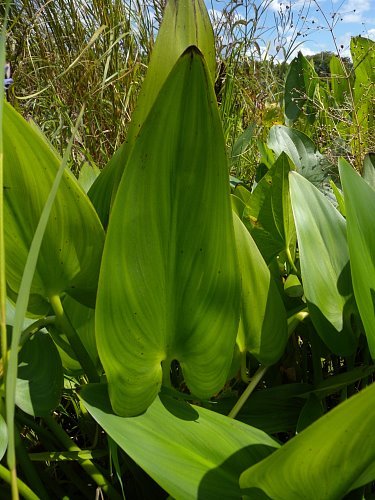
[[306, 51, 352, 77]]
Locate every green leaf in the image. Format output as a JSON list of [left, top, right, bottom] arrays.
[[80, 383, 278, 500], [363, 153, 375, 190], [330, 55, 351, 106], [284, 54, 306, 123], [205, 384, 312, 434], [96, 48, 241, 417], [0, 415, 8, 461], [51, 295, 99, 374], [89, 0, 215, 226], [329, 179, 346, 216], [296, 394, 323, 433], [339, 159, 375, 358], [230, 123, 255, 168], [240, 381, 375, 499], [3, 102, 104, 308], [351, 37, 375, 142], [268, 125, 333, 191], [284, 52, 318, 124], [245, 152, 296, 263], [289, 171, 357, 355], [310, 365, 375, 399], [16, 332, 63, 416], [77, 162, 100, 194], [233, 213, 288, 365]]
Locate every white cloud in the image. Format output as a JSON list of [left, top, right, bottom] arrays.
[[299, 45, 318, 56], [367, 28, 375, 40], [339, 0, 372, 23]]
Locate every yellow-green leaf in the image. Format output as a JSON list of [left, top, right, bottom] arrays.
[[3, 102, 105, 308], [96, 48, 241, 417], [289, 172, 357, 355], [240, 381, 375, 499], [339, 159, 375, 358]]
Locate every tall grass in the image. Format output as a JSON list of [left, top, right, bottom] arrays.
[[6, 0, 162, 169]]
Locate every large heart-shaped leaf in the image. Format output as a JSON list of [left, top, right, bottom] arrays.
[[89, 0, 215, 226], [289, 171, 357, 355], [3, 102, 104, 308], [96, 48, 241, 417], [339, 159, 375, 358], [240, 381, 375, 499], [80, 383, 278, 500], [233, 213, 288, 366]]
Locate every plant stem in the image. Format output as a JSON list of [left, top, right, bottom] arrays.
[[19, 316, 55, 347], [0, 464, 38, 500], [29, 449, 108, 461], [228, 365, 268, 419], [44, 415, 122, 500], [288, 310, 309, 337], [0, 0, 11, 421], [49, 294, 99, 382]]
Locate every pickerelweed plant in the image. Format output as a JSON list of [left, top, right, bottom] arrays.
[[0, 1, 375, 498]]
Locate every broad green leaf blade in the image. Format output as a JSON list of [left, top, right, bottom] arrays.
[[330, 55, 351, 106], [15, 332, 63, 416], [80, 383, 278, 500], [351, 36, 375, 145], [339, 159, 375, 358], [89, 0, 215, 226], [245, 152, 296, 263], [230, 123, 255, 169], [268, 125, 333, 191], [77, 162, 100, 194], [240, 381, 375, 499], [296, 394, 323, 433], [233, 213, 288, 365], [309, 365, 375, 399], [205, 383, 312, 434], [289, 172, 357, 355], [284, 54, 306, 123], [3, 102, 105, 308], [96, 49, 241, 417], [284, 52, 317, 124]]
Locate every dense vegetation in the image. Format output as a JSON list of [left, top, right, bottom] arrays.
[[0, 0, 375, 498]]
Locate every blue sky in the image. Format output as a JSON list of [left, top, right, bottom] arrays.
[[205, 0, 375, 60]]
